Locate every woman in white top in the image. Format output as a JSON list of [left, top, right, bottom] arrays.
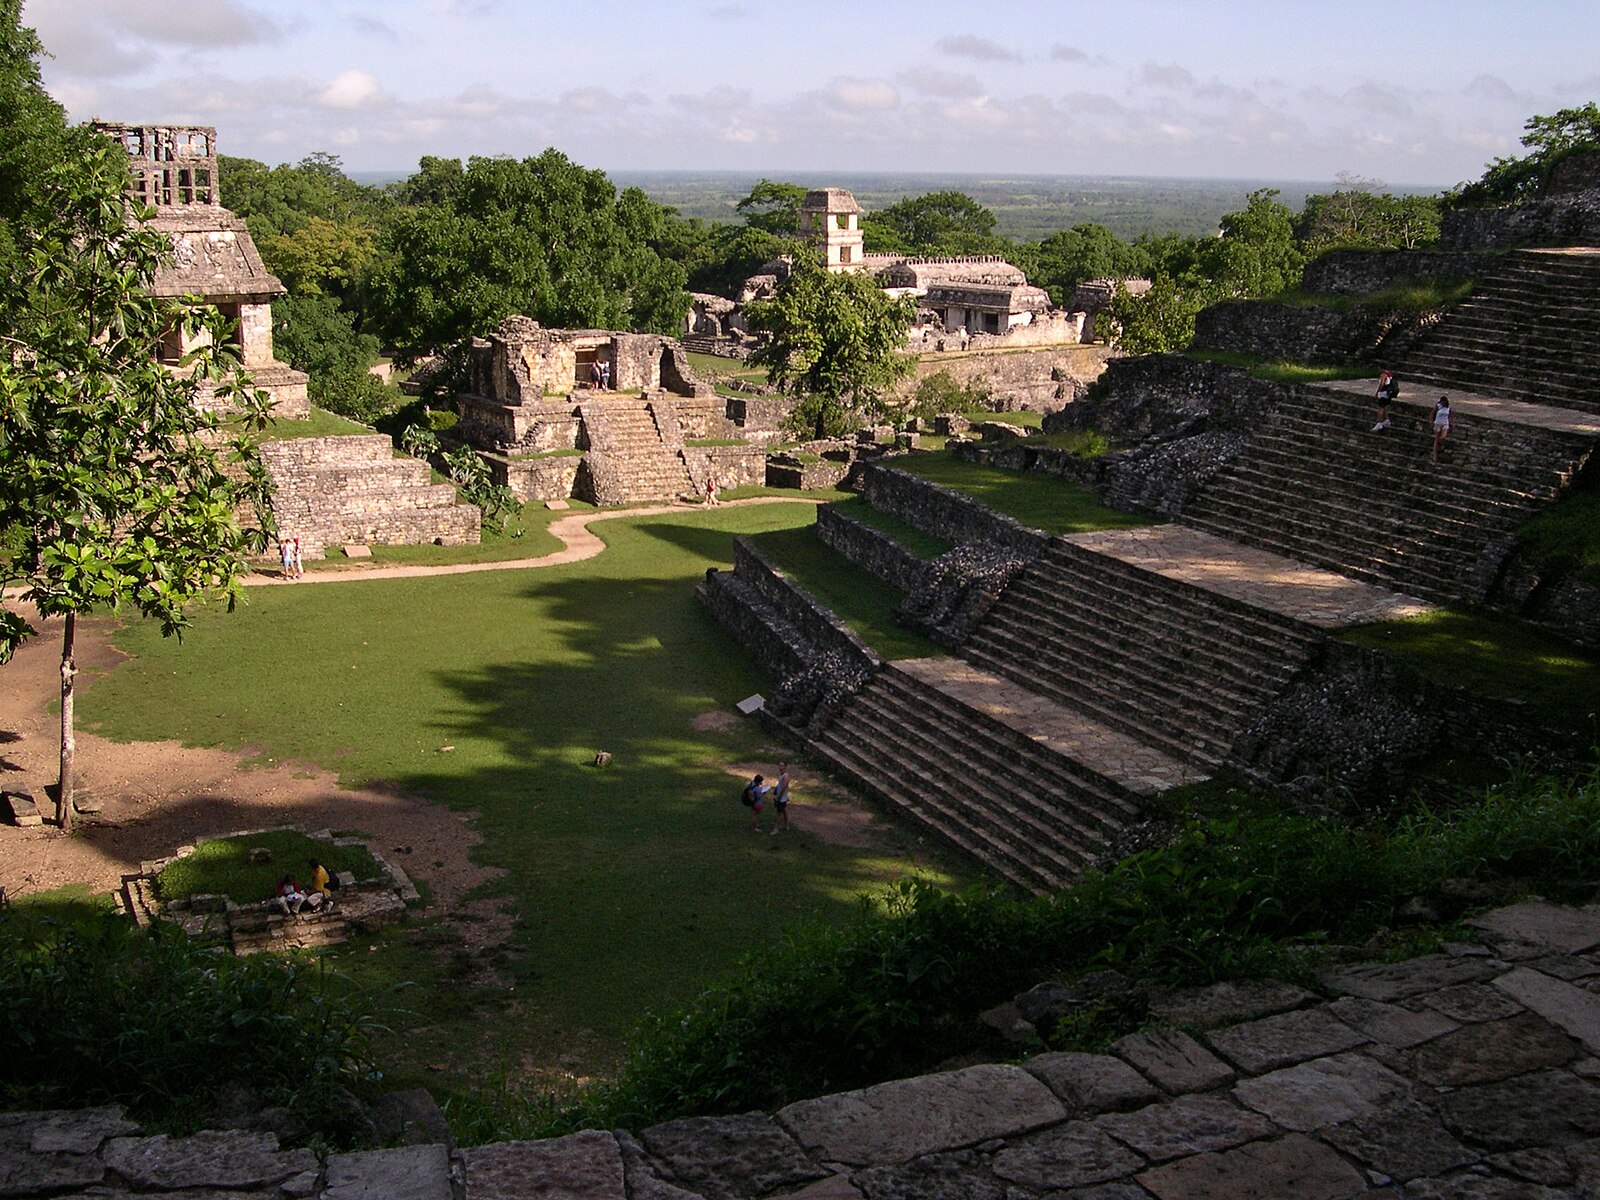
[[1430, 396, 1452, 463]]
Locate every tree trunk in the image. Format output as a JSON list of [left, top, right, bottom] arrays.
[[57, 612, 76, 829]]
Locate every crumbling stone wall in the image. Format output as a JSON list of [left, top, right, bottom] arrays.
[[1441, 191, 1600, 250], [862, 465, 1048, 557], [814, 505, 929, 594], [894, 345, 1112, 412], [1299, 249, 1491, 297], [1045, 355, 1277, 440], [454, 398, 580, 454], [489, 453, 582, 503], [1191, 300, 1441, 367]]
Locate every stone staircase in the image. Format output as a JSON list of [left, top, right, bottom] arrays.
[[261, 435, 480, 558], [961, 537, 1325, 770], [1178, 386, 1595, 603], [1401, 248, 1600, 414], [811, 659, 1190, 893], [579, 400, 696, 503]]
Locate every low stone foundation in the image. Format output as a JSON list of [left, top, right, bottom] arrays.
[[489, 452, 583, 503], [814, 504, 929, 594], [862, 464, 1049, 556]]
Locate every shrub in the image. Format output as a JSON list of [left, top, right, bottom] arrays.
[[0, 911, 381, 1142], [443, 445, 521, 531], [907, 370, 991, 421], [310, 366, 402, 425], [399, 424, 441, 460]]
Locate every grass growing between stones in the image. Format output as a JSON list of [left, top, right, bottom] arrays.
[[742, 522, 944, 661], [1339, 608, 1600, 727], [1187, 350, 1373, 384], [1517, 466, 1600, 585], [254, 406, 377, 441], [890, 451, 1154, 535], [78, 501, 963, 1120], [156, 831, 380, 905]]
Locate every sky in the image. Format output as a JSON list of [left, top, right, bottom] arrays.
[[23, 0, 1600, 188]]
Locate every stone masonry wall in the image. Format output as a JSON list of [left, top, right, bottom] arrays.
[[1191, 300, 1441, 367], [862, 465, 1050, 557], [814, 504, 930, 594], [894, 345, 1113, 412], [1299, 249, 1492, 297], [1441, 190, 1600, 250], [728, 537, 879, 672], [490, 453, 583, 503], [1045, 355, 1279, 440]]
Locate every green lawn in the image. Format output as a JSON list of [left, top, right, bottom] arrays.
[[157, 831, 379, 903], [256, 407, 376, 441], [684, 351, 766, 385], [1187, 351, 1372, 385], [824, 497, 953, 561], [1340, 608, 1600, 724], [81, 502, 963, 1104], [744, 522, 944, 661], [890, 451, 1154, 535]]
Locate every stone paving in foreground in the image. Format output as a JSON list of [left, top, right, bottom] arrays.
[[1064, 525, 1436, 629], [895, 657, 1210, 795], [17, 898, 1600, 1197]]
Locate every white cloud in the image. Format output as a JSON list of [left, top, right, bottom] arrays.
[[316, 69, 385, 110], [827, 78, 899, 112], [935, 35, 1020, 64]]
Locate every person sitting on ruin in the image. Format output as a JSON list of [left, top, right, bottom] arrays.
[[1430, 395, 1452, 463], [307, 858, 334, 911], [1372, 370, 1399, 431], [275, 874, 308, 915]]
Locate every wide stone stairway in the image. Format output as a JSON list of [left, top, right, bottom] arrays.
[[1400, 247, 1600, 414], [261, 435, 481, 558], [1179, 382, 1597, 603], [579, 399, 696, 504], [809, 658, 1201, 892]]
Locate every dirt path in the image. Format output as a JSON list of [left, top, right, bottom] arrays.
[[249, 496, 820, 585]]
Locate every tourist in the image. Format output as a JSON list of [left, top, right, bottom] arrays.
[[589, 361, 603, 389], [279, 537, 295, 580], [741, 773, 768, 831], [307, 858, 333, 910], [1372, 370, 1399, 431], [290, 537, 304, 579], [705, 476, 720, 507], [770, 762, 791, 835], [1431, 395, 1453, 462], [275, 874, 307, 915], [600, 361, 611, 390]]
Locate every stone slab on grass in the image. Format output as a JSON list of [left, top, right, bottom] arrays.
[[1412, 1012, 1578, 1087], [1137, 1132, 1366, 1200], [1149, 980, 1315, 1029], [462, 1130, 624, 1199], [1325, 997, 1458, 1048], [1023, 1052, 1161, 1114], [1467, 902, 1600, 956], [1232, 1051, 1411, 1133], [1096, 1094, 1277, 1163], [1317, 953, 1503, 1002], [991, 1120, 1145, 1191], [102, 1131, 316, 1191], [323, 1144, 454, 1200], [1110, 1029, 1235, 1094], [1321, 1098, 1478, 1183], [1203, 1009, 1368, 1075], [641, 1112, 828, 1200], [777, 1064, 1066, 1166], [1496, 965, 1600, 1053], [614, 1130, 704, 1200], [342, 544, 372, 558]]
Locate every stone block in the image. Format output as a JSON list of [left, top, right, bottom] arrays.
[[1136, 1133, 1366, 1200], [1467, 901, 1600, 956], [1232, 1051, 1411, 1133], [1317, 953, 1502, 1001], [1413, 1012, 1578, 1086], [1149, 979, 1315, 1028], [1023, 1051, 1161, 1113], [614, 1129, 703, 1200], [462, 1130, 623, 1200], [342, 544, 372, 558], [26, 1105, 139, 1154], [1496, 965, 1600, 1053], [2, 790, 42, 826], [1421, 982, 1525, 1023], [1321, 1098, 1478, 1183], [848, 1149, 1001, 1200], [102, 1130, 316, 1190], [991, 1120, 1145, 1190], [1110, 1029, 1236, 1094], [776, 1064, 1066, 1166], [1096, 1094, 1277, 1162], [1203, 1009, 1368, 1075], [323, 1144, 454, 1200], [640, 1112, 828, 1200], [1433, 1068, 1600, 1150], [545, 499, 570, 510], [369, 1089, 451, 1149], [1325, 997, 1458, 1048], [1400, 1175, 1571, 1199], [771, 1175, 862, 1199]]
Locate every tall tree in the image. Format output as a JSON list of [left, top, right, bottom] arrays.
[[1026, 223, 1142, 305], [863, 191, 1000, 256], [1295, 175, 1440, 255], [0, 0, 67, 320], [734, 179, 808, 237], [0, 135, 274, 827], [1197, 188, 1304, 298], [1453, 102, 1600, 206], [368, 150, 689, 360], [746, 259, 915, 439]]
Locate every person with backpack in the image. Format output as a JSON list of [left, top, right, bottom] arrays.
[[1372, 369, 1399, 431], [740, 773, 769, 832]]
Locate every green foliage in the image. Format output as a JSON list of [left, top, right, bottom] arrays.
[[907, 370, 991, 421], [368, 151, 689, 359], [890, 454, 1151, 536], [0, 910, 381, 1141], [156, 831, 379, 904], [399, 425, 441, 460], [1025, 223, 1147, 305], [746, 259, 915, 437], [0, 0, 68, 310], [734, 179, 808, 237], [274, 293, 381, 379], [0, 133, 274, 664], [1200, 189, 1304, 298], [1453, 102, 1600, 207], [1295, 180, 1441, 255], [1516, 465, 1600, 585], [443, 445, 521, 530], [1105, 276, 1206, 355], [862, 191, 1001, 256], [310, 367, 401, 426]]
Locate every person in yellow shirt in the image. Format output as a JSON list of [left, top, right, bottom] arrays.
[[307, 859, 334, 910]]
